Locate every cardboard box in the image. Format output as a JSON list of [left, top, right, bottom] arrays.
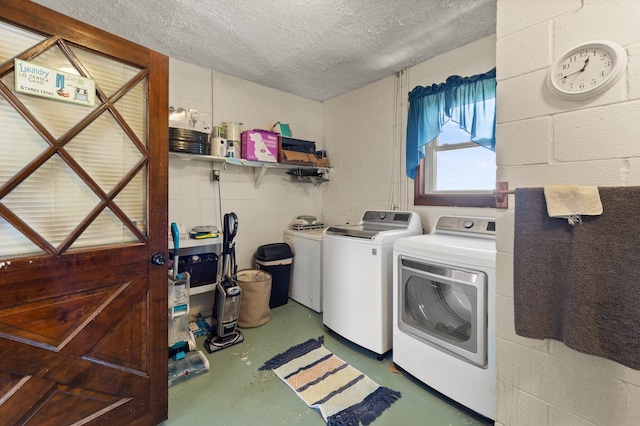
[[278, 142, 330, 167], [279, 136, 326, 166], [314, 157, 330, 168], [279, 149, 315, 165], [189, 316, 212, 338], [241, 130, 278, 162]]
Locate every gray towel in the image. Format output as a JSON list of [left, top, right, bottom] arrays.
[[514, 187, 640, 370]]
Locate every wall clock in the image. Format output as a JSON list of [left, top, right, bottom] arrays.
[[546, 40, 627, 101]]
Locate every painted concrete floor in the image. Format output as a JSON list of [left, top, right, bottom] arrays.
[[162, 300, 493, 426]]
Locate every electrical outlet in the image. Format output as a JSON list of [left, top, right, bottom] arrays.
[[212, 169, 220, 181]]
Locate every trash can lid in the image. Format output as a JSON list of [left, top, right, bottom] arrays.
[[255, 243, 294, 261]]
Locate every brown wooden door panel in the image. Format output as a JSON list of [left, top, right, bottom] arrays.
[[0, 375, 57, 426], [0, 245, 151, 284], [0, 303, 151, 389], [0, 290, 154, 423], [0, 1, 169, 425], [22, 384, 127, 425], [0, 287, 119, 348]]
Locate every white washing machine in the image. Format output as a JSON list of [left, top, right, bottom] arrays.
[[283, 228, 324, 313], [323, 210, 422, 357], [393, 216, 496, 420]]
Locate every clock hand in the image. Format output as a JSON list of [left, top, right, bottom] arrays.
[[562, 69, 583, 79], [561, 56, 591, 80], [580, 56, 590, 71]]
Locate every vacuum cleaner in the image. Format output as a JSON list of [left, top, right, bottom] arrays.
[[168, 223, 210, 387], [205, 212, 244, 353]]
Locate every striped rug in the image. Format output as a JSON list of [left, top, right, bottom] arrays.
[[259, 336, 401, 425]]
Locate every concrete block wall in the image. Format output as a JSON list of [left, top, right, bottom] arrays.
[[168, 59, 323, 314], [320, 75, 398, 226], [496, 0, 640, 424], [321, 35, 497, 232]]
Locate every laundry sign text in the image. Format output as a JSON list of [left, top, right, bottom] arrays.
[[14, 59, 96, 106]]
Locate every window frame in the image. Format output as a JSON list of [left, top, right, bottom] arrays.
[[413, 100, 499, 208], [424, 128, 496, 193], [414, 150, 500, 208]]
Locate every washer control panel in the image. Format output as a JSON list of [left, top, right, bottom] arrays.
[[434, 216, 496, 236], [361, 210, 414, 227]]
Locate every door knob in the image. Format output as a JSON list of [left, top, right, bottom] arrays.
[[151, 252, 166, 265]]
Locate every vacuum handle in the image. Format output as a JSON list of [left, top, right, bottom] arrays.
[[171, 222, 179, 278], [225, 213, 238, 241], [171, 222, 180, 250], [222, 213, 238, 279]]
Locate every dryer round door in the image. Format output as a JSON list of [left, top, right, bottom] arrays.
[[398, 255, 488, 367], [406, 279, 474, 343]]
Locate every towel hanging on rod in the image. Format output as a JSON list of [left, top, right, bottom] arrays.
[[513, 186, 640, 370]]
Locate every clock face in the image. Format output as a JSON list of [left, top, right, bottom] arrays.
[[546, 41, 627, 101]]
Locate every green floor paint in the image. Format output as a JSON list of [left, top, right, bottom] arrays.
[[163, 300, 493, 425]]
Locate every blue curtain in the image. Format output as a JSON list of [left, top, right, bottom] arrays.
[[405, 68, 496, 179]]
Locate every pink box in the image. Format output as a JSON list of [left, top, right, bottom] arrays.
[[241, 130, 279, 162]]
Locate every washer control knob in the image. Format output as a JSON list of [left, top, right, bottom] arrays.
[[463, 220, 474, 229], [379, 212, 387, 220]]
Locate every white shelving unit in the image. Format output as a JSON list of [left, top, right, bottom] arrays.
[[168, 236, 220, 250], [169, 152, 331, 188], [169, 237, 221, 295]]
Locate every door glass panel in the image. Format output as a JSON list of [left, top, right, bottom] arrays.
[[115, 79, 148, 145], [115, 169, 147, 235], [0, 217, 44, 256], [65, 112, 144, 193], [0, 97, 50, 181], [70, 45, 141, 98], [33, 43, 78, 74], [2, 155, 100, 248], [0, 20, 149, 258], [0, 22, 45, 62], [70, 206, 140, 250]]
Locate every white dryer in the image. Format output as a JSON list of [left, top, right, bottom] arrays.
[[393, 216, 496, 420], [323, 210, 422, 357], [283, 228, 324, 312]]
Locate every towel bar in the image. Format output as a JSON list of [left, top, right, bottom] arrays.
[[492, 182, 513, 208]]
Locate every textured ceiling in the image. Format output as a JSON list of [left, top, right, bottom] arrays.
[[32, 0, 496, 102]]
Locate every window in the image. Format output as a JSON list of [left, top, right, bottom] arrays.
[[415, 120, 497, 207], [406, 68, 498, 208]]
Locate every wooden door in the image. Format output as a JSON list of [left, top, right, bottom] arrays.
[[0, 1, 169, 425]]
